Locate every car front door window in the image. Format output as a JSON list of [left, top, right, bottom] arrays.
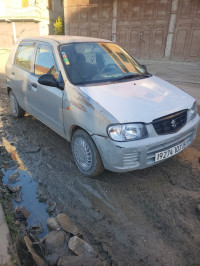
[[34, 44, 59, 80]]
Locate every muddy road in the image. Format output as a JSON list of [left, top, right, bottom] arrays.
[[0, 89, 200, 265]]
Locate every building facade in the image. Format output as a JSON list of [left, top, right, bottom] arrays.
[[64, 0, 200, 62], [0, 0, 64, 48]]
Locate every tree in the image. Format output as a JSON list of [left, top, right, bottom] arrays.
[[54, 16, 64, 35]]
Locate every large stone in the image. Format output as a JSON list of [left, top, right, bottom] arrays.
[[57, 256, 105, 266], [45, 230, 66, 253], [24, 236, 45, 266], [45, 253, 60, 266], [57, 213, 79, 235], [46, 217, 60, 231], [68, 236, 97, 257], [45, 248, 73, 266]]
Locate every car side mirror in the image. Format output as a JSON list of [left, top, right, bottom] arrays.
[[38, 74, 59, 88]]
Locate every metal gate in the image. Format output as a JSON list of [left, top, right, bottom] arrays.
[[171, 0, 200, 61], [116, 0, 172, 60], [66, 0, 200, 61], [67, 0, 113, 41], [67, 0, 171, 60]]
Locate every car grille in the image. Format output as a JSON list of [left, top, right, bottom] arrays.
[[152, 110, 187, 135]]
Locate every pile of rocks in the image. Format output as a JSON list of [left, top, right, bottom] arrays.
[[0, 147, 108, 265], [25, 213, 106, 266]]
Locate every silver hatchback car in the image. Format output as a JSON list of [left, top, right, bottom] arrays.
[[6, 36, 200, 177]]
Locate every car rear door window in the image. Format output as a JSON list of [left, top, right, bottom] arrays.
[[34, 44, 59, 79], [14, 43, 35, 71]]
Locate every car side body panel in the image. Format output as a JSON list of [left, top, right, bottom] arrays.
[[62, 82, 118, 142]]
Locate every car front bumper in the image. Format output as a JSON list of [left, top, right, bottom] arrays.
[[92, 114, 200, 172]]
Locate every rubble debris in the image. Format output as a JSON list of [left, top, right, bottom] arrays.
[[57, 213, 79, 235], [57, 256, 105, 266], [68, 236, 97, 258], [18, 206, 30, 218], [28, 232, 45, 255], [0, 186, 7, 193], [15, 220, 20, 226], [6, 184, 21, 193], [24, 235, 45, 266], [45, 247, 74, 266], [45, 230, 67, 253], [14, 191, 22, 203], [19, 223, 27, 235], [29, 224, 44, 235], [46, 200, 56, 213], [46, 217, 60, 231], [0, 147, 14, 169], [45, 253, 61, 266], [39, 235, 47, 243], [8, 170, 19, 183], [15, 206, 30, 222], [44, 232, 73, 266], [37, 185, 47, 202]]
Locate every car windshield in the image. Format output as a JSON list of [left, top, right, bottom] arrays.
[[60, 42, 148, 85]]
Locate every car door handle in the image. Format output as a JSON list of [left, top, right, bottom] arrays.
[[31, 83, 37, 88]]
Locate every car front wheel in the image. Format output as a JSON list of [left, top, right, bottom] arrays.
[[72, 129, 104, 177], [9, 90, 25, 118]]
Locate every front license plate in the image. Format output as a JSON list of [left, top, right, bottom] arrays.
[[155, 140, 187, 162]]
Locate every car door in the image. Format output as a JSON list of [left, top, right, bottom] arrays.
[[8, 42, 36, 112], [27, 42, 65, 136]]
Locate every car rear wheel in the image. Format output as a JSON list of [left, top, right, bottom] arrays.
[[72, 129, 104, 177], [9, 90, 25, 118]]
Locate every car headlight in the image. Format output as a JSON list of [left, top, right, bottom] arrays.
[[107, 123, 148, 142], [190, 101, 197, 120]]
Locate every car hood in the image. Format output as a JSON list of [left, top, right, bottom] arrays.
[[79, 76, 194, 123]]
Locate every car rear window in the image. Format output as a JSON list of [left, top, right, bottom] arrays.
[[14, 43, 35, 71]]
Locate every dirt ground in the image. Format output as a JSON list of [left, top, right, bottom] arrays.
[[0, 76, 200, 265]]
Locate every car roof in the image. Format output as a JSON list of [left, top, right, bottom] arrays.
[[19, 35, 112, 45]]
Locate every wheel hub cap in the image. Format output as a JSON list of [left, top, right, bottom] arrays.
[[74, 137, 92, 171]]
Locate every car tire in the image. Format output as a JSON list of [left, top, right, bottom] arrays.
[[9, 90, 25, 118], [72, 129, 105, 177]]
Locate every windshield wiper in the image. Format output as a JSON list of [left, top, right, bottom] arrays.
[[115, 73, 151, 81]]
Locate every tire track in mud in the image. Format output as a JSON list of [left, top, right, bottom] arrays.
[[74, 178, 186, 265], [0, 92, 200, 265]]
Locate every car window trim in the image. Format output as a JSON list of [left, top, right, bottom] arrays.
[[34, 41, 60, 78], [13, 41, 36, 73]]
